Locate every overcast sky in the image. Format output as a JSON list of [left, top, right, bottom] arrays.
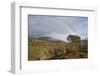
[[28, 15, 88, 42]]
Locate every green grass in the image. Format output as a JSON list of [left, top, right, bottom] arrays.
[[28, 39, 88, 60]]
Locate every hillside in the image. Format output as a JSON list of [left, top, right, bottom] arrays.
[[28, 37, 88, 60], [29, 36, 66, 43]]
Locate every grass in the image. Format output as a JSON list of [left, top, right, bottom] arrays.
[[28, 39, 88, 60]]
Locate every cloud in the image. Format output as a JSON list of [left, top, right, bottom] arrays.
[[28, 15, 88, 40]]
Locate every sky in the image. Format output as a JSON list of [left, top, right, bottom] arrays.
[[28, 15, 88, 42]]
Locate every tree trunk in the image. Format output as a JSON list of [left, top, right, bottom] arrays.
[[72, 43, 74, 51]]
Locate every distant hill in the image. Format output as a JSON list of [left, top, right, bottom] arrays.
[[29, 36, 66, 43], [81, 40, 88, 44], [38, 36, 59, 41]]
